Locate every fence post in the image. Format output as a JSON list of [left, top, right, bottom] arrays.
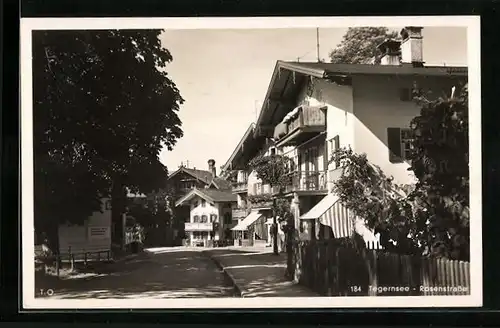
[[458, 261, 467, 295], [464, 261, 470, 295], [449, 260, 457, 295], [428, 257, 435, 296], [366, 249, 378, 296]]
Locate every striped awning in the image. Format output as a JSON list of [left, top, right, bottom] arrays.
[[299, 193, 354, 239], [300, 193, 338, 220], [231, 210, 263, 231]]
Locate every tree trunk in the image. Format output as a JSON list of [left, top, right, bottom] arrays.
[[111, 181, 127, 249], [46, 221, 60, 255], [273, 198, 278, 255]]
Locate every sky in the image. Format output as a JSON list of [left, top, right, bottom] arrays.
[[157, 27, 468, 173]]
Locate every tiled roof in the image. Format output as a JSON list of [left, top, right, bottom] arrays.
[[211, 177, 232, 190], [175, 188, 236, 207], [182, 168, 213, 184], [169, 167, 233, 191], [198, 189, 237, 202], [168, 167, 213, 184]]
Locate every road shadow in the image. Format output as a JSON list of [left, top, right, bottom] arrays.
[[34, 250, 235, 299], [206, 249, 317, 297]]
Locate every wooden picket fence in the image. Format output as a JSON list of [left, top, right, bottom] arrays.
[[290, 240, 470, 296]]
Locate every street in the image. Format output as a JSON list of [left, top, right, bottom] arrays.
[[36, 247, 236, 299]]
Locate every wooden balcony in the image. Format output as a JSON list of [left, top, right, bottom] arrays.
[[232, 208, 249, 218], [184, 222, 213, 231], [274, 106, 326, 148], [232, 181, 248, 194], [249, 183, 273, 196]]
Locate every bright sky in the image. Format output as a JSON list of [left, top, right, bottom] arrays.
[[158, 27, 467, 173]]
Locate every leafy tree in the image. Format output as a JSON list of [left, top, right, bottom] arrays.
[[407, 84, 469, 260], [33, 30, 184, 249], [248, 154, 293, 255], [329, 27, 399, 64], [330, 147, 420, 255], [126, 187, 175, 246]]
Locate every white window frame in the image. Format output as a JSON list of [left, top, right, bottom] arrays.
[[400, 128, 414, 161]]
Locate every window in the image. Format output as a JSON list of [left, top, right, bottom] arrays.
[[193, 200, 198, 208], [400, 128, 414, 160], [201, 215, 208, 223], [399, 86, 423, 102], [254, 182, 262, 194], [193, 215, 200, 223], [387, 127, 414, 163], [270, 147, 276, 155], [193, 231, 205, 239], [201, 199, 206, 207], [328, 135, 340, 153], [210, 214, 217, 223]]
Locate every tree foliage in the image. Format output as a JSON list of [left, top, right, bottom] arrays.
[[248, 154, 294, 189], [33, 30, 184, 237], [127, 187, 175, 228], [407, 84, 469, 260], [249, 153, 294, 254], [329, 27, 399, 64], [331, 147, 420, 255], [331, 85, 469, 261]]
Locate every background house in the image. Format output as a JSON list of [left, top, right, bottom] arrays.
[[175, 188, 237, 246], [220, 126, 285, 248], [167, 159, 232, 245]]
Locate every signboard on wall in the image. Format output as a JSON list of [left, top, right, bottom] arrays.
[[88, 226, 111, 240]]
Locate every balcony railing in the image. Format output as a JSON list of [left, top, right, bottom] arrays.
[[250, 183, 273, 196], [232, 208, 249, 218], [232, 181, 248, 193], [274, 106, 326, 147], [273, 170, 328, 194], [185, 222, 213, 231]]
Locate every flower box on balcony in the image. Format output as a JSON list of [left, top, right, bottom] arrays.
[[274, 106, 327, 147], [272, 171, 328, 194]]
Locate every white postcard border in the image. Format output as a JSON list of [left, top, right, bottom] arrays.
[[20, 15, 482, 309]]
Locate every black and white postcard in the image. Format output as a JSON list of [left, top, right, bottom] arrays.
[[21, 16, 482, 309]]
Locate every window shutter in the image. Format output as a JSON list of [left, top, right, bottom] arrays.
[[334, 135, 341, 167], [387, 127, 403, 163], [334, 135, 340, 150]]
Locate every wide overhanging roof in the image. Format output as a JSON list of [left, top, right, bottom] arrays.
[[221, 123, 259, 172], [253, 60, 468, 137]]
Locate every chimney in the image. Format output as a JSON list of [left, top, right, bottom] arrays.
[[208, 159, 216, 177], [400, 27, 424, 67], [377, 39, 401, 65]]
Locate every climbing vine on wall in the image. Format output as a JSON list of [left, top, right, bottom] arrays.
[[330, 84, 470, 261], [248, 154, 294, 191]]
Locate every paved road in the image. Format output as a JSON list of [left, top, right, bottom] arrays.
[[37, 247, 235, 299]]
